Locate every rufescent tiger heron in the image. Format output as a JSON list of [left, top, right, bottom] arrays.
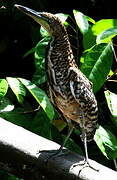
[[15, 4, 98, 170]]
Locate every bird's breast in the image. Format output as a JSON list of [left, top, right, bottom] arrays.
[[54, 93, 82, 123], [47, 58, 70, 98]]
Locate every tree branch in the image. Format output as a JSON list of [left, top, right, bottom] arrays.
[[0, 117, 117, 180]]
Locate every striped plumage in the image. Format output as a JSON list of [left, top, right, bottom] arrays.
[[15, 5, 98, 162], [45, 13, 98, 141]]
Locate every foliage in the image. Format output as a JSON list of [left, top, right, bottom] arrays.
[[74, 10, 117, 166], [0, 2, 117, 179]]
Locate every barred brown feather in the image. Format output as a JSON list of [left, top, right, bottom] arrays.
[[45, 14, 98, 141], [15, 4, 98, 142]]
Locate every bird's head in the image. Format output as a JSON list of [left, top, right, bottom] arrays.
[[15, 4, 66, 37]]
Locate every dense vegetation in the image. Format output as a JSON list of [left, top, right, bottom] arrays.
[[0, 0, 117, 179]]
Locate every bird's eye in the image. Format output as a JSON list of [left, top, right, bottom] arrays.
[[50, 18, 54, 24]]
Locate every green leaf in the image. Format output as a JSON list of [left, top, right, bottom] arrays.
[[7, 77, 26, 104], [31, 111, 52, 139], [32, 37, 50, 85], [96, 27, 117, 44], [40, 26, 49, 37], [83, 19, 117, 50], [53, 118, 67, 132], [80, 43, 113, 92], [92, 19, 117, 36], [18, 78, 54, 120], [23, 47, 35, 58], [83, 29, 96, 49], [8, 175, 20, 180], [104, 90, 117, 117], [73, 11, 95, 49], [85, 15, 95, 24], [55, 13, 69, 25], [108, 69, 114, 77], [83, 29, 96, 50], [0, 79, 8, 100], [0, 107, 33, 130], [73, 10, 89, 34], [94, 125, 117, 159], [63, 135, 83, 155]]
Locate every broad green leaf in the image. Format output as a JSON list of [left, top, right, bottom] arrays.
[[7, 77, 26, 104], [83, 19, 117, 49], [80, 43, 113, 92], [0, 107, 33, 129], [0, 79, 8, 100], [96, 27, 117, 44], [73, 10, 89, 34], [92, 19, 117, 36], [73, 10, 95, 49], [31, 111, 52, 139], [32, 37, 50, 85], [18, 78, 54, 120], [94, 125, 117, 159], [83, 29, 96, 49], [104, 90, 117, 117]]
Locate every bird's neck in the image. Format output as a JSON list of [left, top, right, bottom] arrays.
[[47, 33, 76, 67], [46, 31, 77, 97]]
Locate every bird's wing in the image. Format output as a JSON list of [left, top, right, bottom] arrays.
[[69, 67, 98, 141], [69, 67, 95, 108]]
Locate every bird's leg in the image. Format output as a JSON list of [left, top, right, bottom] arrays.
[[50, 123, 74, 157], [72, 111, 99, 171], [83, 132, 89, 165], [57, 123, 74, 153], [80, 132, 99, 171], [79, 111, 90, 166], [72, 130, 99, 172], [41, 122, 74, 164]]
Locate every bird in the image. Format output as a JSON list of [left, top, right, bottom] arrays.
[[15, 4, 98, 168]]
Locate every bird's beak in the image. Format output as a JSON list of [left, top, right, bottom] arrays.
[[14, 4, 51, 34]]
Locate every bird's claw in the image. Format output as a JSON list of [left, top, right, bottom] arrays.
[[72, 159, 99, 173]]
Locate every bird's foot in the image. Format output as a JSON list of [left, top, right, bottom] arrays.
[[72, 158, 99, 172], [84, 160, 99, 172], [38, 148, 67, 164]]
